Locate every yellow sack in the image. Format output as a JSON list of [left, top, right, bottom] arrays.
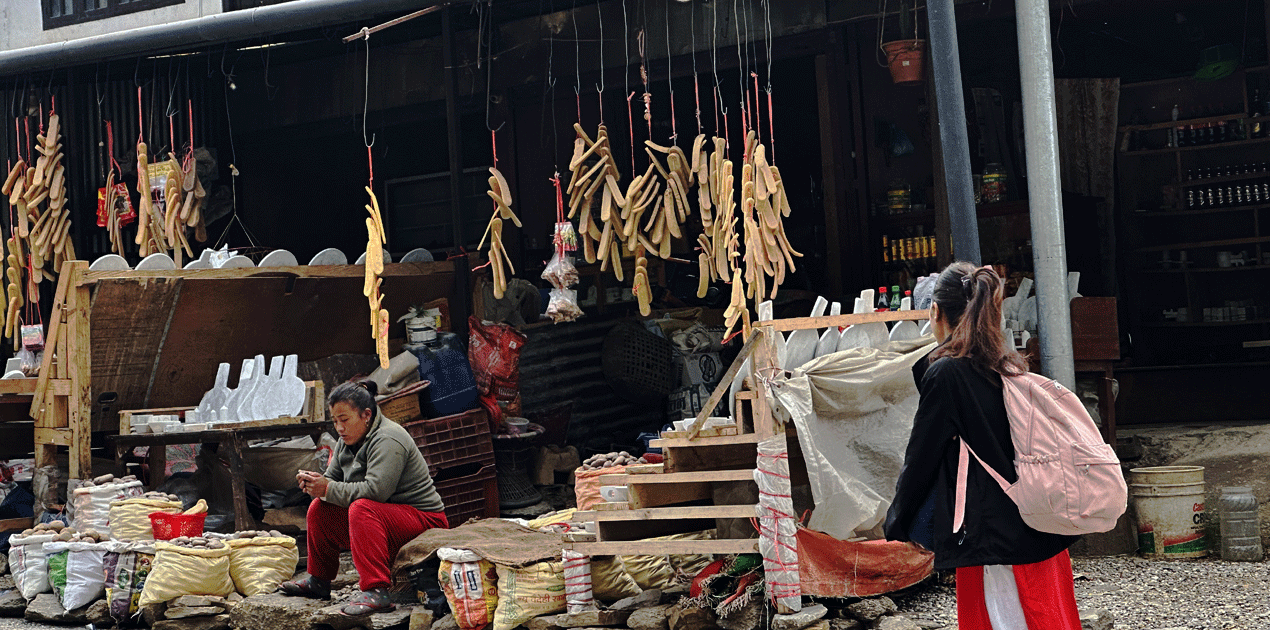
[[438, 549, 498, 630], [493, 561, 565, 630], [227, 537, 299, 597], [109, 498, 183, 541], [590, 556, 640, 602], [138, 542, 234, 605], [621, 530, 716, 590], [525, 509, 577, 530]]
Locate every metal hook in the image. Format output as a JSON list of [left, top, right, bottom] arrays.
[[361, 28, 375, 149]]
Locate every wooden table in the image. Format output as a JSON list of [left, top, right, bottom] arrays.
[[109, 421, 333, 531]]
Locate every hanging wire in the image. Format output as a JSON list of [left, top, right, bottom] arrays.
[[712, 0, 722, 135], [664, 0, 676, 141], [573, 0, 582, 122], [484, 2, 504, 133], [623, 0, 635, 174], [214, 44, 258, 250], [595, 0, 605, 122], [544, 0, 559, 169], [763, 0, 775, 162], [691, 2, 701, 135]]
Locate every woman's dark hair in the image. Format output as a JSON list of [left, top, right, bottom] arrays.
[[327, 380, 379, 414], [928, 261, 1028, 376]]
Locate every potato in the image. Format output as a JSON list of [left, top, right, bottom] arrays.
[[49, 520, 65, 529], [269, 530, 283, 538]]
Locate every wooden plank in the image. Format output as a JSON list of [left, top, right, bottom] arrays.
[[687, 333, 762, 438], [30, 265, 75, 429], [111, 420, 333, 448], [88, 277, 183, 432], [597, 517, 721, 541], [0, 379, 38, 396], [650, 434, 763, 449], [225, 435, 253, 531], [593, 502, 630, 511], [590, 505, 757, 522], [734, 390, 757, 400], [752, 326, 777, 439], [623, 470, 756, 484], [660, 426, 738, 439], [664, 443, 758, 474], [566, 539, 760, 556], [0, 518, 33, 532], [34, 427, 71, 447], [625, 464, 665, 475], [67, 262, 92, 479], [758, 310, 931, 332], [628, 483, 712, 509], [83, 261, 456, 283]]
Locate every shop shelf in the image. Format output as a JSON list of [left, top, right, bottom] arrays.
[[434, 463, 498, 527], [404, 410, 495, 472]]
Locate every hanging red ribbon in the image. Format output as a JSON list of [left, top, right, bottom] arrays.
[[137, 87, 144, 143], [767, 91, 775, 164]]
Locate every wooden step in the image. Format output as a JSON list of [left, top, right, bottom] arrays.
[[565, 538, 760, 556], [596, 469, 755, 509], [650, 433, 763, 449], [590, 504, 757, 521], [659, 426, 739, 439]]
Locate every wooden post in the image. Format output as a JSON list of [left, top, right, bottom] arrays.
[[750, 329, 778, 439], [65, 262, 91, 479], [225, 435, 253, 531]]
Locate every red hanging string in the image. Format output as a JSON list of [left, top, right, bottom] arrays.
[[626, 92, 636, 174], [168, 114, 176, 156], [38, 103, 44, 135], [767, 91, 775, 164], [24, 118, 31, 164], [137, 87, 144, 143], [14, 119, 22, 163], [50, 95, 55, 116], [751, 72, 761, 144], [576, 93, 582, 125], [490, 130, 499, 169], [713, 86, 720, 138], [366, 146, 374, 189], [106, 121, 122, 176], [694, 75, 702, 135], [598, 92, 604, 124]]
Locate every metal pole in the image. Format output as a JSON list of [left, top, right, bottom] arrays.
[[442, 8, 465, 250], [1016, 0, 1075, 388], [925, 0, 980, 264]]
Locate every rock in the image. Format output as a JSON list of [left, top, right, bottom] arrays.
[[430, 614, 460, 630], [168, 606, 228, 619], [173, 596, 229, 609], [660, 586, 689, 605], [142, 602, 169, 626], [612, 589, 663, 611], [409, 608, 435, 630], [554, 610, 632, 628], [228, 593, 246, 603], [1080, 609, 1113, 630], [0, 589, 26, 617], [527, 615, 563, 630], [829, 620, 863, 630], [717, 599, 764, 630], [229, 593, 327, 630], [87, 599, 113, 627], [667, 602, 719, 630], [24, 593, 90, 625], [771, 604, 828, 630], [846, 598, 897, 623], [154, 613, 233, 630], [311, 603, 413, 630], [627, 605, 673, 630], [874, 616, 919, 630]]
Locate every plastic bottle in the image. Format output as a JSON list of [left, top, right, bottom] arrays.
[[1219, 486, 1264, 561]]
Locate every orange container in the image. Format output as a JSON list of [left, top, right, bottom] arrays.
[[882, 40, 926, 84]]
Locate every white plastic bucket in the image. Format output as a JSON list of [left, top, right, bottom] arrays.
[[1129, 465, 1207, 558], [406, 317, 437, 344]]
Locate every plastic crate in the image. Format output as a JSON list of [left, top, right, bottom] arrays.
[[150, 512, 206, 540], [404, 410, 495, 471], [434, 464, 498, 527]]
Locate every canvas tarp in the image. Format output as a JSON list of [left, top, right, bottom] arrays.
[[770, 337, 935, 541]]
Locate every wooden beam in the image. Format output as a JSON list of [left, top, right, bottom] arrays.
[[0, 379, 39, 396], [650, 433, 763, 449], [758, 309, 930, 332], [0, 518, 33, 532], [66, 261, 92, 479], [31, 264, 75, 430], [589, 505, 758, 521], [687, 332, 762, 438], [34, 427, 71, 447], [565, 539, 759, 556], [620, 470, 756, 484]]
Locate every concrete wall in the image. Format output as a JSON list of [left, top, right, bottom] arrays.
[[0, 0, 223, 52]]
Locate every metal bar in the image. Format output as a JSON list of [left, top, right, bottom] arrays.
[[342, 4, 449, 43], [1016, 0, 1075, 388], [925, 0, 980, 264], [442, 7, 465, 250], [0, 0, 448, 75]]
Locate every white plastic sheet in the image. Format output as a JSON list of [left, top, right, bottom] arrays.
[[770, 338, 935, 541], [561, 549, 597, 613], [755, 436, 800, 612]]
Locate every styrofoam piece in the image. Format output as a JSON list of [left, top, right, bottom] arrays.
[[196, 363, 232, 417], [219, 255, 255, 269], [889, 320, 920, 342], [859, 289, 876, 312], [1017, 277, 1034, 299], [277, 355, 307, 418], [250, 356, 286, 421], [900, 297, 912, 311], [919, 320, 932, 337], [2, 370, 25, 379], [308, 248, 348, 266], [135, 253, 177, 270], [234, 355, 268, 422], [837, 325, 869, 351], [183, 258, 211, 270], [89, 255, 130, 271], [259, 250, 299, 267], [222, 358, 257, 422], [784, 297, 828, 370], [1020, 296, 1038, 333], [5, 358, 21, 373], [401, 248, 434, 263], [1068, 271, 1082, 301], [355, 249, 392, 265], [815, 302, 842, 358]]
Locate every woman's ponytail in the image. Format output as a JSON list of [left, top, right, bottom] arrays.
[[929, 262, 1028, 376]]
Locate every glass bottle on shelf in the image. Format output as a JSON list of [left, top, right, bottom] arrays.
[[982, 163, 1006, 203]]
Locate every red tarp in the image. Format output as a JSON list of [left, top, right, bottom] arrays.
[[797, 526, 934, 598]]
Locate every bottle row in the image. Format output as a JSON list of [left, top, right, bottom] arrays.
[[1186, 163, 1270, 181], [881, 235, 937, 263], [874, 285, 913, 312], [1187, 183, 1270, 208]]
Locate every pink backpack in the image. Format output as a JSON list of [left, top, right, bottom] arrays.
[[953, 372, 1128, 536]]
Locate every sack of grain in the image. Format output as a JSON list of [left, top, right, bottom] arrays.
[[492, 561, 565, 630], [109, 498, 183, 541], [9, 532, 58, 599], [438, 548, 498, 630], [227, 536, 299, 597], [104, 541, 156, 621], [71, 480, 144, 538], [138, 541, 233, 605]]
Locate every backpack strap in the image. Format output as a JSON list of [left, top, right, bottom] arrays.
[[952, 437, 1015, 533]]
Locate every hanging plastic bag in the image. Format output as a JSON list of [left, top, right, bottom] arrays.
[[9, 531, 58, 599], [438, 548, 498, 630], [540, 176, 582, 324], [227, 536, 300, 597], [545, 288, 583, 324], [104, 541, 156, 622], [46, 540, 111, 611]]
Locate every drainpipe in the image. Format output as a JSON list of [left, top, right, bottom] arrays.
[[925, 0, 981, 264], [0, 0, 448, 75], [1016, 0, 1075, 388]]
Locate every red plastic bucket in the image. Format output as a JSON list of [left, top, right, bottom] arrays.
[[882, 40, 926, 84]]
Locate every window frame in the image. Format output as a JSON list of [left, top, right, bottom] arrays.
[[42, 0, 186, 31]]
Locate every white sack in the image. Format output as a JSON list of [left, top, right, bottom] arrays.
[[9, 532, 57, 599], [770, 338, 935, 540], [70, 480, 144, 538], [45, 541, 111, 611]]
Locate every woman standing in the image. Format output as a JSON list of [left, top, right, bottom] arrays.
[[280, 381, 449, 616], [884, 263, 1082, 630]]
